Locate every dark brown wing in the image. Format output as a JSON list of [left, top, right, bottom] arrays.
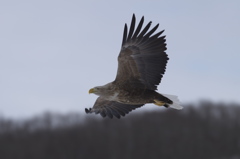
[[85, 97, 143, 119], [115, 14, 168, 90]]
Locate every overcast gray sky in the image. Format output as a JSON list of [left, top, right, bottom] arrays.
[[1, 0, 240, 118]]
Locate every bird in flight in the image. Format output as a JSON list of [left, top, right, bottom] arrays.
[[85, 14, 183, 119]]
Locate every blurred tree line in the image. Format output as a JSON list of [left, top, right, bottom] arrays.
[[0, 101, 240, 159]]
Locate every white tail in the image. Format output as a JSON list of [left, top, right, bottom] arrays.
[[162, 94, 183, 110]]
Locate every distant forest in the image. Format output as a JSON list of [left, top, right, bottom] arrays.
[[0, 101, 240, 159]]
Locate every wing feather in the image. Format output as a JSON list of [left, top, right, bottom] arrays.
[[121, 24, 128, 46], [137, 21, 152, 38], [142, 24, 159, 40], [126, 14, 136, 42], [132, 16, 144, 40], [100, 109, 106, 117]]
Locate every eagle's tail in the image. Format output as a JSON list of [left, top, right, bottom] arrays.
[[162, 94, 183, 110]]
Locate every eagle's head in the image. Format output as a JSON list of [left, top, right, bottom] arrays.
[[89, 83, 113, 96], [88, 86, 102, 96]]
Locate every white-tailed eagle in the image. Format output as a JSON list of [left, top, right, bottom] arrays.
[[85, 14, 183, 119]]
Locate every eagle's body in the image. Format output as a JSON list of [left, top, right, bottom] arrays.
[[85, 14, 183, 118], [93, 82, 171, 105]]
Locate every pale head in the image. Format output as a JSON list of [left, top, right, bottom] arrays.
[[88, 86, 103, 96], [88, 83, 113, 97]]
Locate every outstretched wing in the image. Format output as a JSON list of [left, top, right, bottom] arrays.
[[115, 14, 168, 90], [85, 97, 143, 119]]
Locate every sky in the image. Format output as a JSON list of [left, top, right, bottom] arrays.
[[0, 0, 240, 119]]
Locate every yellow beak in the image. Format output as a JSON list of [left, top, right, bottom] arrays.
[[89, 88, 95, 94]]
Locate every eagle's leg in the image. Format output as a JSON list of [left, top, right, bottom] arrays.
[[153, 99, 169, 108], [153, 99, 165, 106]]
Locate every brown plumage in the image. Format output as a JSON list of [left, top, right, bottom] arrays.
[[85, 14, 183, 119]]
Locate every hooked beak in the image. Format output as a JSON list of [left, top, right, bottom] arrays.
[[89, 88, 95, 94]]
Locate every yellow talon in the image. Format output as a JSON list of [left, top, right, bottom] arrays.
[[153, 99, 165, 106]]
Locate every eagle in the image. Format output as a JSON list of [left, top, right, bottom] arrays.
[[85, 14, 183, 119]]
